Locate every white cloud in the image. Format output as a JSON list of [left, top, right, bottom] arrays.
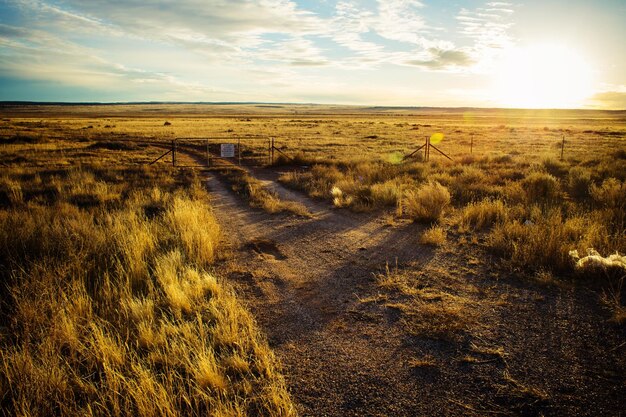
[[257, 36, 329, 66], [587, 84, 626, 109], [403, 47, 474, 70], [0, 22, 227, 98], [374, 0, 426, 45], [455, 2, 517, 73], [329, 1, 383, 57]]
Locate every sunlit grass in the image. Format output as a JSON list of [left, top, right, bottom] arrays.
[[0, 163, 295, 417]]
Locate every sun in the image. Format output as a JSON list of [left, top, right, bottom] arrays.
[[492, 44, 595, 109]]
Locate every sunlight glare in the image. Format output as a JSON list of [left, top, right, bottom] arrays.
[[493, 44, 595, 108]]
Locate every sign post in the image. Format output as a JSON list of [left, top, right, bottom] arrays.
[[220, 143, 235, 158]]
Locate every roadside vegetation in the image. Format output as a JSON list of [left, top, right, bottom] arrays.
[[0, 151, 295, 415], [279, 144, 625, 277], [220, 167, 311, 217]]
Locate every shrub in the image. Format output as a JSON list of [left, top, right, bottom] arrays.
[[613, 149, 626, 160], [590, 178, 625, 210], [489, 210, 609, 273], [567, 166, 592, 201], [521, 172, 560, 204], [403, 181, 450, 222], [370, 180, 403, 207], [542, 157, 568, 178], [420, 225, 447, 246], [590, 178, 626, 234], [460, 198, 507, 231], [0, 177, 23, 205], [228, 170, 311, 217]]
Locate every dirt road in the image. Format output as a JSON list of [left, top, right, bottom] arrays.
[[204, 168, 625, 416]]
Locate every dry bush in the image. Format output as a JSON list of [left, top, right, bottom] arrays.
[[567, 166, 592, 201], [370, 179, 405, 207], [542, 157, 568, 178], [459, 198, 507, 231], [280, 160, 422, 211], [489, 209, 610, 273], [520, 171, 560, 205], [420, 225, 447, 246], [590, 177, 625, 210], [448, 165, 499, 204], [403, 181, 451, 222], [590, 178, 626, 235], [271, 151, 310, 167], [279, 164, 343, 199], [0, 166, 295, 417], [331, 186, 353, 208], [0, 176, 23, 205]]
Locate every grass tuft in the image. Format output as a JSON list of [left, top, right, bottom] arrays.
[[420, 225, 447, 246], [403, 181, 451, 222]]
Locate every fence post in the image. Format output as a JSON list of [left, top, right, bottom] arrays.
[[560, 135, 565, 160], [470, 134, 473, 155], [172, 140, 176, 166], [206, 140, 210, 167]]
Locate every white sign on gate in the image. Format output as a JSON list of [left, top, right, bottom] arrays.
[[220, 143, 235, 158]]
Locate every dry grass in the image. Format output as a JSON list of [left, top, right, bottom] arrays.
[[224, 168, 311, 217], [402, 181, 451, 223], [408, 356, 437, 368], [600, 278, 626, 324], [375, 264, 477, 340], [0, 164, 295, 417], [420, 225, 447, 246], [459, 198, 507, 232]]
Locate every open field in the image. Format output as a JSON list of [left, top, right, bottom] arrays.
[[1, 103, 625, 416]]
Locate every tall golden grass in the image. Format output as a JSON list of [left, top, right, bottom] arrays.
[[0, 166, 295, 417]]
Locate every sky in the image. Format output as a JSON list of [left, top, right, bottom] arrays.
[[0, 0, 624, 108]]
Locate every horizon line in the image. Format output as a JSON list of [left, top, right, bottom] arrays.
[[0, 101, 624, 112]]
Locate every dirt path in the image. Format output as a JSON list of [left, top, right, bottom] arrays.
[[206, 169, 438, 415], [204, 167, 626, 416]]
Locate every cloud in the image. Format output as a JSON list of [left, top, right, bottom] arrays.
[[0, 22, 226, 98], [374, 0, 426, 45], [10, 0, 328, 62], [588, 86, 626, 109], [404, 47, 474, 69], [457, 6, 514, 50], [0, 0, 530, 103], [328, 1, 383, 57], [256, 36, 329, 66], [455, 2, 517, 74], [56, 0, 324, 44]]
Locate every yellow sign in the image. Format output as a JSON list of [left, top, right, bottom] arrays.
[[430, 132, 444, 144]]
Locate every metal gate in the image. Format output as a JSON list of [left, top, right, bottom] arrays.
[[150, 136, 274, 167], [149, 135, 300, 167]]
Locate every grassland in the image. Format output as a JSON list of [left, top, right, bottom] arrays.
[[1, 103, 625, 416], [0, 130, 295, 415]]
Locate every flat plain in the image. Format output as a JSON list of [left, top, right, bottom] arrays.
[[1, 103, 625, 416]]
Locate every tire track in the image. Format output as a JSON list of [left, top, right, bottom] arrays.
[[203, 168, 437, 416]]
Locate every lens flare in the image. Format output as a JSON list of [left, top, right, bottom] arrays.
[[430, 133, 444, 144]]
